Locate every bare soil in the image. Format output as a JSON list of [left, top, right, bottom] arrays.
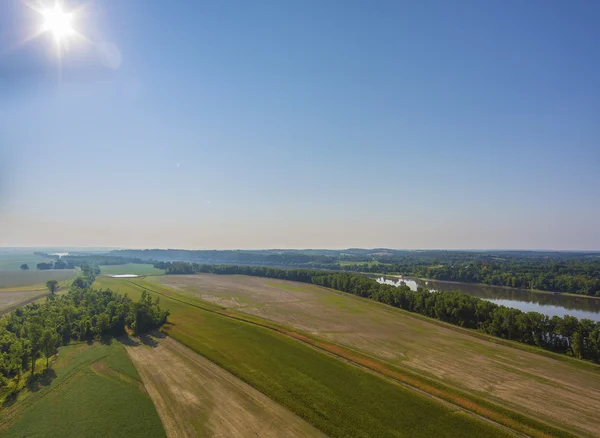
[[126, 334, 325, 438], [0, 289, 47, 313]]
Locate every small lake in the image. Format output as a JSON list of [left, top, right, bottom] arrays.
[[375, 276, 600, 322]]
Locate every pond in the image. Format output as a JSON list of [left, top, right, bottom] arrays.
[[375, 276, 600, 322]]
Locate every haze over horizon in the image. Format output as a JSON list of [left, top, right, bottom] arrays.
[[1, 0, 599, 250]]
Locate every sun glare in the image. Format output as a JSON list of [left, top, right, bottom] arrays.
[[42, 4, 74, 42]]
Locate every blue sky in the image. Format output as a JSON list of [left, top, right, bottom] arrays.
[[0, 0, 598, 249]]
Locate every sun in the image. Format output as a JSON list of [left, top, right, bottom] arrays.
[[41, 3, 75, 42]]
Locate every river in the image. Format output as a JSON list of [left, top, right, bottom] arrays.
[[375, 276, 600, 322]]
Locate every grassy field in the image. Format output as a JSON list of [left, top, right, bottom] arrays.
[[99, 263, 164, 276], [147, 274, 600, 438], [96, 276, 519, 438], [128, 333, 325, 437], [0, 341, 165, 438]]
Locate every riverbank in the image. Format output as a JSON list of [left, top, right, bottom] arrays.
[[371, 273, 600, 300]]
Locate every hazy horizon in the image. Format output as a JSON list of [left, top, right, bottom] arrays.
[[1, 1, 599, 250]]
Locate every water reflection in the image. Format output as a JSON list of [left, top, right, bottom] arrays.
[[375, 276, 600, 322]]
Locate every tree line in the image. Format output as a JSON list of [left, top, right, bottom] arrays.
[[35, 259, 75, 270], [0, 265, 169, 392], [157, 261, 600, 362], [339, 260, 600, 297], [119, 248, 600, 296]]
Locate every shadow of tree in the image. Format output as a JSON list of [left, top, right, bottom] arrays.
[[3, 389, 18, 408], [117, 336, 140, 347], [138, 334, 159, 348], [26, 368, 57, 393], [99, 336, 113, 346]]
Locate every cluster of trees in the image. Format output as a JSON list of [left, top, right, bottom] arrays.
[[0, 268, 169, 391], [159, 262, 600, 362], [36, 259, 75, 270]]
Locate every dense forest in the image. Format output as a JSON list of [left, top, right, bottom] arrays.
[[156, 262, 600, 362], [131, 249, 600, 296], [0, 265, 169, 391]]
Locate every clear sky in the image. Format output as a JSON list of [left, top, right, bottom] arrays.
[[0, 0, 598, 250]]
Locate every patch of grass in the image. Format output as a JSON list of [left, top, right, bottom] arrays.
[[99, 277, 512, 438], [99, 264, 164, 276], [0, 342, 165, 438]]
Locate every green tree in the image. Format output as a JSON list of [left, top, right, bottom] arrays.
[[40, 330, 60, 369], [46, 280, 59, 295], [20, 263, 29, 270], [26, 319, 43, 376], [8, 340, 24, 384]]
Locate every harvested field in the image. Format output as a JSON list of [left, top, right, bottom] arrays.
[[0, 289, 47, 312], [150, 274, 600, 437], [126, 335, 325, 438]]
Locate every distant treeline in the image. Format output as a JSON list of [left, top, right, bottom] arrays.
[[131, 249, 600, 297], [36, 259, 75, 270], [340, 260, 600, 297], [116, 249, 337, 267], [63, 255, 150, 266], [0, 264, 169, 390], [157, 262, 600, 362]]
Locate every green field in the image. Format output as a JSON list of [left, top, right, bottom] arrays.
[[99, 264, 164, 276], [95, 277, 512, 438], [0, 341, 165, 438]]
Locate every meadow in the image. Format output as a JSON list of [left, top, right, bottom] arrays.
[[150, 274, 600, 437], [0, 341, 165, 438], [96, 276, 529, 438], [99, 263, 164, 276]]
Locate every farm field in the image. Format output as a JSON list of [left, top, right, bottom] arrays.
[[0, 289, 47, 313], [0, 269, 77, 289], [0, 341, 165, 438], [99, 263, 164, 276], [127, 333, 325, 438], [95, 276, 513, 438], [147, 274, 600, 437]]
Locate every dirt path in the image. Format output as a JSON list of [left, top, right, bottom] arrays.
[[126, 335, 325, 438]]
